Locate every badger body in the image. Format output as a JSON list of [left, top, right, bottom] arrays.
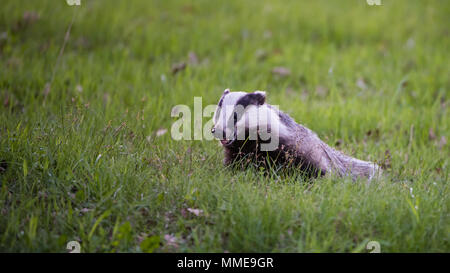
[[212, 89, 381, 180]]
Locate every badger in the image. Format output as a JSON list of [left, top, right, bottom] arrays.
[[211, 89, 382, 180]]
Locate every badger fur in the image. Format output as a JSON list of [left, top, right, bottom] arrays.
[[212, 89, 382, 180]]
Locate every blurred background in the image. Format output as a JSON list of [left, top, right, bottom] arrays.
[[1, 0, 448, 137]]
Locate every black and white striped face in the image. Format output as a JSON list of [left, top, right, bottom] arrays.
[[212, 89, 267, 146]]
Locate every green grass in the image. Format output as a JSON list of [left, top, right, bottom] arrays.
[[0, 0, 449, 252]]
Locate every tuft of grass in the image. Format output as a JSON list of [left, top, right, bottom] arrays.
[[0, 0, 448, 252]]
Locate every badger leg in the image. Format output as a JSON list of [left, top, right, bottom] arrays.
[[223, 149, 234, 166]]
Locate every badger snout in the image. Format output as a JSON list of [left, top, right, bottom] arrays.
[[211, 126, 224, 139], [212, 126, 236, 146]]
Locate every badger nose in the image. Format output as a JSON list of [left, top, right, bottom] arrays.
[[212, 127, 225, 139], [211, 127, 220, 138]]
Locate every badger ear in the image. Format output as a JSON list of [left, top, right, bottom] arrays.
[[223, 88, 230, 95], [250, 91, 266, 105], [236, 90, 266, 107]]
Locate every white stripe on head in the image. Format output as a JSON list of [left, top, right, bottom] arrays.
[[213, 91, 247, 139], [235, 104, 290, 141], [212, 90, 291, 150]]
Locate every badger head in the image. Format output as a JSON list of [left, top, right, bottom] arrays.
[[212, 89, 283, 151]]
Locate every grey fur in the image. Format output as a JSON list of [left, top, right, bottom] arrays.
[[217, 92, 382, 181]]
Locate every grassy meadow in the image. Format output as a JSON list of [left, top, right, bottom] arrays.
[[0, 0, 449, 252]]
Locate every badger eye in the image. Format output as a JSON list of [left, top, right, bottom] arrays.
[[211, 127, 215, 134], [233, 112, 238, 123]]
